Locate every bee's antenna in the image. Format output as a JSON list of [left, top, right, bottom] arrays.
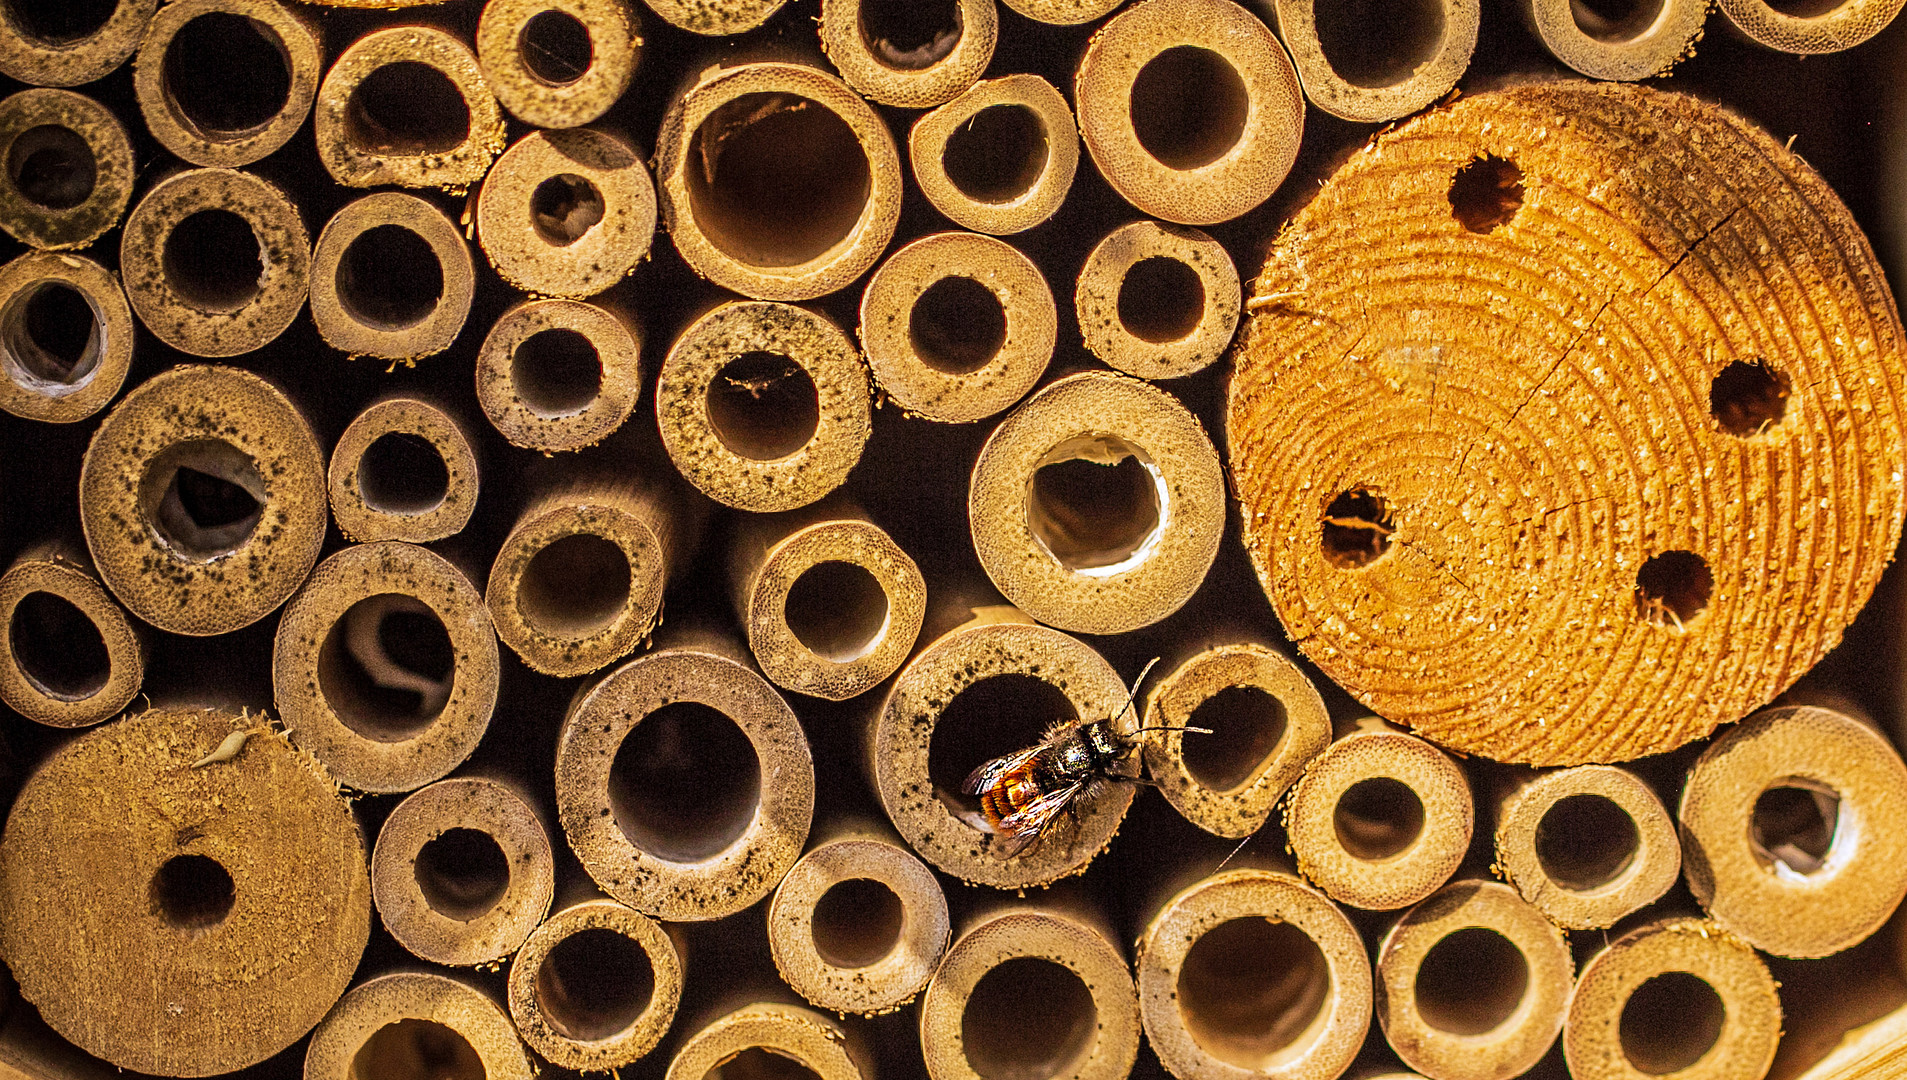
[[1116, 657, 1163, 726], [1212, 833, 1252, 873], [1129, 724, 1216, 736]]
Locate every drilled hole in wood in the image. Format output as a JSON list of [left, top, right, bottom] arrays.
[[164, 209, 263, 313], [1449, 154, 1524, 234], [531, 173, 605, 247], [785, 560, 888, 663], [317, 594, 454, 741], [963, 958, 1097, 1080], [162, 12, 291, 135], [1620, 972, 1724, 1075], [9, 590, 108, 701], [687, 92, 871, 268], [150, 853, 235, 931], [1710, 359, 1790, 436], [351, 1021, 484, 1080], [931, 674, 1078, 816], [1313, 0, 1448, 88], [860, 0, 962, 70], [910, 275, 1006, 375], [706, 351, 819, 461], [535, 928, 655, 1040], [6, 125, 95, 211], [519, 10, 592, 86], [1572, 0, 1667, 41], [1130, 46, 1249, 171], [1028, 436, 1164, 575], [1751, 779, 1840, 877], [512, 327, 602, 416], [1635, 550, 1711, 628], [611, 701, 761, 863], [1, 281, 102, 391], [1335, 776, 1423, 860], [138, 439, 267, 561], [4, 0, 115, 43], [338, 224, 443, 331], [1118, 256, 1204, 344], [1535, 793, 1639, 891], [705, 1049, 821, 1080], [1178, 917, 1329, 1071], [1183, 686, 1286, 793], [1415, 927, 1528, 1035], [347, 62, 471, 156], [517, 532, 630, 636], [414, 827, 509, 921], [811, 877, 904, 968], [357, 432, 449, 516], [942, 104, 1047, 205], [1320, 487, 1393, 569]]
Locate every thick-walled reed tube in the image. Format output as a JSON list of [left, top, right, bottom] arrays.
[[1495, 764, 1680, 930], [910, 74, 1079, 236], [475, 129, 656, 298], [315, 27, 507, 189], [1719, 0, 1902, 52], [311, 192, 473, 361], [668, 1004, 865, 1080], [0, 544, 143, 728], [304, 973, 531, 1080], [0, 0, 155, 87], [328, 397, 479, 544], [132, 0, 321, 167], [0, 89, 135, 250], [1075, 220, 1240, 382], [1001, 0, 1123, 23], [0, 707, 370, 1076], [555, 644, 814, 920], [641, 0, 789, 34], [1137, 869, 1371, 1080], [819, 0, 997, 108], [80, 365, 326, 636], [477, 298, 642, 452], [1520, 0, 1707, 80], [507, 899, 683, 1070], [768, 834, 951, 1014], [476, 0, 639, 128], [1272, 0, 1479, 122], [0, 250, 134, 422]]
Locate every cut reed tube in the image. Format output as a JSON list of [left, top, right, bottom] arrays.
[[0, 0, 153, 87], [1679, 704, 1907, 958], [1137, 868, 1371, 1080], [1374, 880, 1571, 1080], [872, 614, 1131, 889], [555, 643, 814, 920], [1139, 642, 1330, 838], [921, 906, 1140, 1080], [1494, 764, 1680, 930], [304, 973, 532, 1080], [1564, 917, 1781, 1080], [657, 300, 872, 512], [0, 250, 135, 422], [314, 27, 507, 189], [641, 0, 788, 33], [1000, 0, 1123, 23], [1286, 719, 1473, 910], [654, 61, 902, 301], [132, 0, 321, 167], [476, 298, 641, 453], [969, 370, 1224, 635], [1718, 0, 1903, 51], [0, 89, 134, 250], [1519, 0, 1708, 79], [506, 899, 683, 1071], [328, 396, 479, 544], [1075, 0, 1304, 225], [1075, 220, 1240, 382], [371, 777, 554, 967], [768, 831, 951, 1014], [81, 365, 326, 636], [310, 192, 473, 362], [1272, 0, 1478, 122], [475, 129, 656, 298], [0, 707, 370, 1076], [910, 74, 1079, 236], [0, 543, 144, 728], [819, 0, 997, 108], [476, 0, 640, 128], [859, 231, 1056, 423], [119, 167, 310, 357], [274, 541, 499, 795], [668, 1004, 866, 1080]]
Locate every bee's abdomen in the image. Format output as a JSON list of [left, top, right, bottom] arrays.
[[980, 762, 1046, 825]]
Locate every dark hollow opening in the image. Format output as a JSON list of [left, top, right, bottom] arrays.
[[1183, 686, 1287, 793], [1129, 46, 1249, 172], [516, 532, 630, 636], [535, 928, 654, 1042], [162, 209, 264, 314], [2, 281, 102, 388], [686, 92, 872, 268], [1449, 154, 1525, 234], [337, 224, 444, 332], [1763, 0, 1847, 13], [1709, 359, 1790, 437], [162, 12, 291, 135], [346, 62, 472, 156], [138, 439, 267, 561], [1320, 487, 1394, 569], [942, 104, 1048, 205], [610, 701, 761, 863], [357, 432, 450, 516], [962, 958, 1097, 1080], [1634, 550, 1712, 628], [9, 590, 109, 701], [350, 1020, 485, 1080], [1535, 793, 1640, 891], [706, 351, 819, 461], [930, 674, 1079, 816], [1334, 776, 1424, 860], [6, 124, 96, 211], [1028, 439, 1162, 573], [531, 173, 606, 247], [1117, 256, 1205, 344], [910, 275, 1007, 375], [1572, 0, 1667, 42], [859, 0, 963, 71], [519, 9, 592, 86], [1178, 916, 1330, 1071], [1752, 780, 1841, 876], [414, 827, 510, 922], [1313, 0, 1448, 88], [1415, 927, 1530, 1036], [1620, 972, 1726, 1075], [512, 327, 602, 416], [784, 560, 889, 663], [705, 1049, 821, 1080], [316, 594, 456, 741], [810, 876, 904, 969], [149, 853, 235, 931], [5, 0, 117, 43]]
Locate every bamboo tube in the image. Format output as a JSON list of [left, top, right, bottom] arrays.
[[1719, 0, 1902, 52], [0, 250, 134, 422], [1137, 869, 1370, 1080], [304, 973, 531, 1080], [909, 74, 1079, 236], [1679, 704, 1907, 958], [1564, 917, 1781, 1080], [0, 89, 134, 251], [654, 61, 902, 301], [641, 0, 789, 34], [819, 0, 997, 109], [1075, 220, 1240, 382], [1374, 880, 1571, 1080], [1494, 764, 1680, 930], [0, 707, 371, 1076], [328, 397, 479, 544], [668, 1003, 865, 1080], [1000, 0, 1122, 23], [132, 0, 321, 167], [0, 0, 153, 87], [554, 644, 814, 921], [1273, 0, 1478, 121], [485, 485, 676, 677], [656, 300, 871, 513], [314, 27, 507, 190], [859, 231, 1055, 423], [310, 192, 473, 362], [119, 167, 310, 357], [1794, 1005, 1907, 1079], [370, 777, 554, 967], [920, 907, 1140, 1080], [871, 615, 1131, 889], [733, 513, 927, 701], [969, 370, 1224, 635], [1074, 0, 1304, 226], [1229, 83, 1907, 767], [475, 0, 640, 129], [1139, 642, 1330, 838], [1286, 720, 1473, 911], [274, 541, 500, 794], [506, 899, 683, 1071], [1520, 0, 1707, 80], [80, 365, 326, 636], [476, 298, 641, 453], [474, 129, 655, 299], [0, 544, 143, 728], [767, 833, 950, 1014]]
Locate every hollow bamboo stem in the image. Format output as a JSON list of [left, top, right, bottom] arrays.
[[0, 0, 154, 87], [474, 129, 656, 299], [667, 1003, 866, 1080], [1520, 0, 1707, 79], [311, 192, 473, 362], [476, 0, 640, 128], [819, 0, 997, 109], [476, 298, 642, 453], [328, 396, 479, 544], [314, 27, 507, 189], [0, 89, 135, 251], [507, 899, 683, 1070], [304, 973, 531, 1080], [1272, 0, 1478, 121], [1494, 764, 1680, 930], [0, 542, 144, 728], [132, 0, 321, 167], [909, 74, 1079, 236], [1718, 0, 1903, 52], [640, 0, 789, 34], [0, 250, 135, 422], [767, 832, 950, 1015], [1074, 220, 1240, 382]]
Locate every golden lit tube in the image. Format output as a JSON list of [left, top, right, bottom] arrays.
[[1519, 0, 1708, 80], [641, 0, 789, 33], [0, 543, 143, 728], [314, 26, 507, 189], [909, 74, 1079, 236], [555, 643, 815, 921], [767, 832, 950, 1014], [0, 89, 135, 251], [0, 0, 154, 87], [507, 899, 683, 1071], [1494, 764, 1680, 930], [274, 541, 500, 795], [859, 231, 1056, 423], [476, 0, 640, 128], [81, 365, 326, 636], [132, 0, 322, 167], [1564, 917, 1781, 1080], [1680, 703, 1907, 958], [1075, 220, 1240, 381], [310, 192, 474, 361], [0, 250, 135, 422], [474, 129, 656, 299], [328, 396, 479, 544], [1271, 0, 1479, 122], [1719, 0, 1902, 52], [655, 61, 902, 301], [1139, 642, 1330, 838], [1137, 868, 1371, 1080], [476, 298, 642, 453], [1000, 0, 1123, 23], [1075, 0, 1304, 225], [1285, 719, 1474, 910], [668, 1003, 866, 1080], [304, 972, 532, 1080], [0, 707, 370, 1076], [819, 0, 997, 108], [969, 370, 1225, 635]]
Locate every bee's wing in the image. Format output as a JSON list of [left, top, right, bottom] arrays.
[[994, 780, 1086, 842], [963, 744, 1044, 796]]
